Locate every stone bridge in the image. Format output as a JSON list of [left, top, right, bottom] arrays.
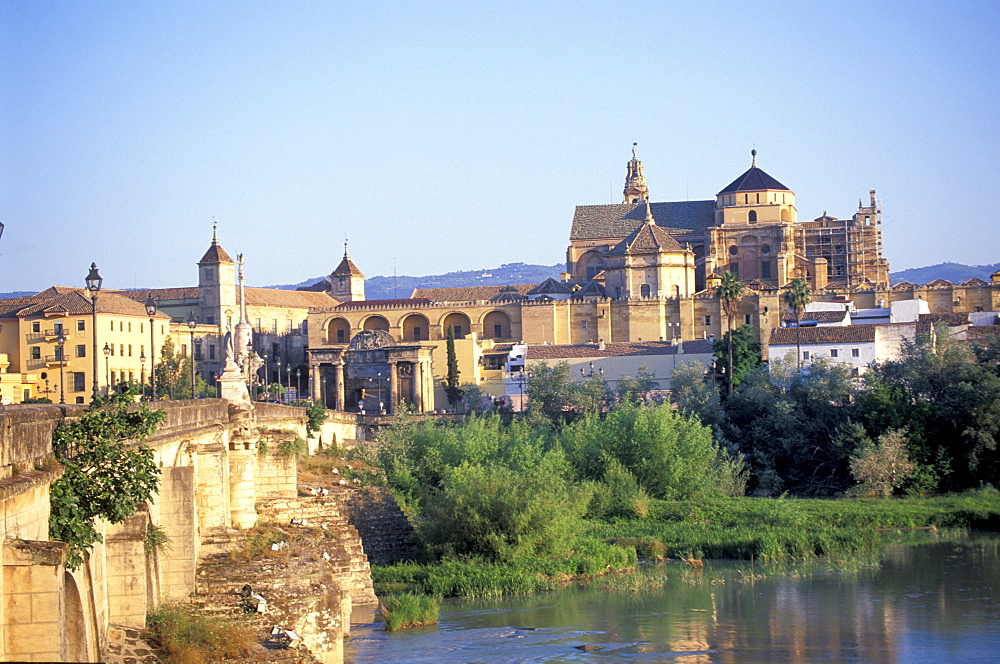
[[0, 399, 365, 662]]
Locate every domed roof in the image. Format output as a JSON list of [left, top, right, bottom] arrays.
[[718, 150, 790, 195]]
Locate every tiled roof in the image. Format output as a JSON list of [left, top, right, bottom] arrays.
[[482, 343, 516, 357], [412, 284, 536, 302], [608, 220, 685, 255], [244, 287, 337, 309], [199, 237, 233, 264], [570, 201, 716, 240], [120, 287, 200, 302], [717, 154, 790, 194], [919, 312, 969, 324], [333, 254, 363, 277], [332, 298, 432, 311], [528, 339, 713, 360], [5, 290, 172, 318], [963, 277, 989, 287], [781, 310, 848, 324], [571, 281, 606, 299], [489, 285, 528, 303], [769, 326, 875, 345], [527, 278, 574, 296]]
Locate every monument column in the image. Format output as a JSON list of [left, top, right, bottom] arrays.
[[334, 361, 345, 412], [388, 360, 398, 415], [310, 363, 321, 402]]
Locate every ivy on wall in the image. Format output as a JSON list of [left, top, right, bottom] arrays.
[[48, 391, 165, 569]]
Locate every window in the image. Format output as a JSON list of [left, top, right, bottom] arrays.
[[412, 326, 422, 340], [301, 321, 308, 334], [287, 320, 294, 334], [207, 316, 215, 325], [140, 345, 144, 357], [640, 284, 651, 297], [830, 349, 838, 358], [32, 322, 40, 333], [120, 344, 124, 356], [208, 345, 216, 360], [110, 344, 115, 356], [77, 320, 85, 331], [271, 319, 278, 334], [337, 329, 346, 342], [110, 371, 117, 386], [73, 372, 85, 392], [729, 245, 738, 256], [748, 210, 757, 223], [128, 344, 132, 357], [745, 315, 752, 325], [110, 321, 115, 332], [761, 260, 771, 279], [128, 322, 132, 332], [53, 323, 63, 335], [802, 351, 810, 360], [119, 322, 123, 332], [54, 346, 63, 361], [30, 347, 41, 360], [852, 348, 860, 358], [76, 345, 86, 358], [581, 320, 588, 330], [704, 315, 712, 326], [494, 323, 503, 338], [761, 244, 771, 255], [181, 344, 188, 357], [75, 397, 84, 404]]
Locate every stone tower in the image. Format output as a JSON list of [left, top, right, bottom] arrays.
[[623, 143, 650, 204], [330, 242, 365, 302], [197, 226, 237, 329]]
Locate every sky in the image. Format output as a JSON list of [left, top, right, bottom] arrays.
[[2, 1, 999, 293]]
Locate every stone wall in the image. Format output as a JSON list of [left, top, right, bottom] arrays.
[[0, 399, 365, 662]]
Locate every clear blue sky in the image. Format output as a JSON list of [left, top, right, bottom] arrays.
[[2, 1, 998, 292]]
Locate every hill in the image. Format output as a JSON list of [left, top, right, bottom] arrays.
[[269, 262, 565, 300], [890, 262, 1000, 285]]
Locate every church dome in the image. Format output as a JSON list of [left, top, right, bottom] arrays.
[[717, 150, 790, 195]]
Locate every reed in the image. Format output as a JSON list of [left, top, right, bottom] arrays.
[[380, 593, 440, 631]]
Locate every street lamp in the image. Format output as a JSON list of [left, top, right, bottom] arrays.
[[139, 351, 147, 400], [86, 263, 103, 399], [56, 330, 67, 404], [187, 311, 198, 399], [103, 342, 111, 394], [262, 353, 269, 399], [580, 362, 604, 379], [144, 298, 158, 400], [275, 356, 282, 401], [286, 363, 291, 403], [296, 368, 301, 404]]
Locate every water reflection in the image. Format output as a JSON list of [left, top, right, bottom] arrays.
[[346, 535, 1000, 663]]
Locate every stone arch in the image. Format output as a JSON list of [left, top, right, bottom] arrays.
[[441, 312, 472, 339], [780, 207, 790, 222], [64, 571, 91, 662], [578, 250, 606, 280], [400, 313, 430, 341], [326, 317, 352, 344], [482, 310, 511, 339], [741, 235, 759, 246], [362, 315, 390, 332]]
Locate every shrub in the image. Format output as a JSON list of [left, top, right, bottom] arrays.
[[146, 604, 256, 663], [850, 429, 914, 497]]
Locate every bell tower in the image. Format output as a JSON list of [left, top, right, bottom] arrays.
[[197, 225, 236, 329], [623, 143, 650, 205], [330, 241, 366, 302]]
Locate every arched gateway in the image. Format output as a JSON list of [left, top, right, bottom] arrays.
[[307, 329, 435, 414]]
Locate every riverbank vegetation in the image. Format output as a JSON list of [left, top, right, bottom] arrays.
[[363, 326, 1000, 599], [379, 593, 440, 631]]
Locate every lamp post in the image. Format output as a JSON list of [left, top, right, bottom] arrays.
[[187, 312, 197, 399], [580, 361, 604, 379], [285, 364, 291, 403], [86, 263, 102, 399], [139, 351, 146, 400], [296, 368, 301, 404], [103, 342, 111, 394], [56, 330, 67, 404], [275, 356, 282, 401], [262, 353, 269, 399], [144, 298, 157, 400]]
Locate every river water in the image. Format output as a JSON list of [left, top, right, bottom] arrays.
[[345, 534, 1000, 663]]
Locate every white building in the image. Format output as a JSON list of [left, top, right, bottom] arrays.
[[768, 323, 917, 375]]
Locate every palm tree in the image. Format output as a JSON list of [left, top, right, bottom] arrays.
[[783, 277, 812, 368], [715, 271, 747, 396]]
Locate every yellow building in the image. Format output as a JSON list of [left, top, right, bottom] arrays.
[[0, 288, 171, 404]]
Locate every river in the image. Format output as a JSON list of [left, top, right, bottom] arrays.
[[345, 534, 1000, 663]]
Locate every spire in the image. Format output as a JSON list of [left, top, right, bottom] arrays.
[[199, 226, 233, 264], [237, 254, 248, 325], [623, 142, 650, 205], [751, 148, 757, 167]]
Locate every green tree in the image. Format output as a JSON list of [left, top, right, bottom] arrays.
[[715, 271, 747, 396], [444, 326, 463, 406], [49, 392, 165, 569], [615, 365, 660, 404], [712, 325, 762, 392], [154, 336, 194, 399], [849, 428, 914, 497], [782, 277, 812, 368]]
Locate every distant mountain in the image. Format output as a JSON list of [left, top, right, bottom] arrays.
[[269, 262, 566, 300], [0, 291, 34, 299], [890, 262, 1000, 285]]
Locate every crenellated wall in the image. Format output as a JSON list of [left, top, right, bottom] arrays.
[[0, 400, 363, 662]]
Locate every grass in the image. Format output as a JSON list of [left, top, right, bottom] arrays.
[[145, 604, 257, 664], [379, 593, 440, 631], [587, 489, 1000, 562]]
